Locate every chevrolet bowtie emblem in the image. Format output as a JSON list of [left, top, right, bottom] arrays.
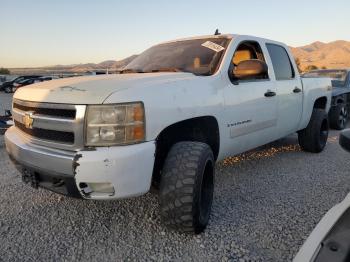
[[23, 112, 34, 129]]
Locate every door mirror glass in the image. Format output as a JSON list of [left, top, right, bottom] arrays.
[[231, 59, 268, 80]]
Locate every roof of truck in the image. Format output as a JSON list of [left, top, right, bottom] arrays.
[[159, 34, 236, 44], [159, 34, 285, 46]]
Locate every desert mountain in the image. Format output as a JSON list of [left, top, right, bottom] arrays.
[[9, 40, 350, 75], [9, 55, 138, 75], [70, 55, 138, 73], [291, 40, 350, 70], [66, 41, 350, 72]]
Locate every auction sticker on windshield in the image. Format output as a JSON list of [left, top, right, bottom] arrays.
[[201, 41, 225, 52]]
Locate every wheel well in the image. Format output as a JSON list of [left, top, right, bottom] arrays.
[[314, 97, 327, 109], [152, 116, 220, 186], [335, 95, 348, 105], [336, 98, 345, 104]]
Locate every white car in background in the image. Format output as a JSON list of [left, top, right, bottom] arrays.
[[294, 129, 350, 262]]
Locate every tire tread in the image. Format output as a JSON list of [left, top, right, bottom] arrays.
[[298, 108, 328, 153], [159, 141, 214, 233]]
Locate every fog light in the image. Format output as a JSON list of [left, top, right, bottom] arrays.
[[80, 182, 115, 195]]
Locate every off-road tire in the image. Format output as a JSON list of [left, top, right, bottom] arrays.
[[329, 103, 348, 130], [159, 141, 215, 234], [298, 108, 329, 153]]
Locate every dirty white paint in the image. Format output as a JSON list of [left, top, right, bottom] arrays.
[[75, 141, 155, 199], [7, 34, 333, 201]]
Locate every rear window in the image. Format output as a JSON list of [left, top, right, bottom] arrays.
[[266, 44, 295, 80]]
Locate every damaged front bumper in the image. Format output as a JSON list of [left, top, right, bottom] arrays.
[[4, 126, 156, 199]]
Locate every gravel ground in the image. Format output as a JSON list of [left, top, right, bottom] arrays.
[[0, 92, 350, 261], [0, 92, 12, 113]]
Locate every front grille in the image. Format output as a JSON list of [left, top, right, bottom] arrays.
[[14, 120, 74, 144], [12, 99, 86, 151], [13, 102, 76, 119]]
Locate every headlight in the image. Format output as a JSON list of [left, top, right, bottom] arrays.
[[85, 102, 145, 146]]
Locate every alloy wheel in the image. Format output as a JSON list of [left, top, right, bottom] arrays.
[[339, 106, 348, 129]]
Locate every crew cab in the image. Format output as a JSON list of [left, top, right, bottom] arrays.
[[304, 69, 350, 130], [5, 34, 332, 233]]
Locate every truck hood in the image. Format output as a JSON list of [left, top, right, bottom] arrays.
[[14, 73, 197, 104]]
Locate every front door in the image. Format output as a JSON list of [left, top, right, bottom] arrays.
[[222, 40, 278, 157]]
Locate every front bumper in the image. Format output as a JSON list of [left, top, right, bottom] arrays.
[[5, 126, 156, 199]]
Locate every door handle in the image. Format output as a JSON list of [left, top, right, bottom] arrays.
[[293, 87, 302, 93], [264, 90, 276, 97]]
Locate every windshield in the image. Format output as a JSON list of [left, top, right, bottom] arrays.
[[17, 78, 30, 84], [14, 77, 25, 83], [303, 70, 347, 87], [123, 38, 231, 76]]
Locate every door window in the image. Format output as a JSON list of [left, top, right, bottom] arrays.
[[230, 41, 269, 81], [266, 44, 295, 80]]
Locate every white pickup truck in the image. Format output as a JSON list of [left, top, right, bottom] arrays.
[[5, 34, 332, 233]]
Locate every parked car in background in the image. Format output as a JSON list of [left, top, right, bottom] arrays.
[[0, 110, 13, 135], [13, 78, 39, 90], [37, 76, 59, 81], [1, 75, 42, 93], [0, 75, 7, 84], [303, 69, 350, 130], [294, 129, 350, 262], [340, 129, 350, 152], [12, 76, 59, 92]]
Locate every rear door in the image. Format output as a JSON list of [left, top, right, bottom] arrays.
[[266, 43, 303, 137]]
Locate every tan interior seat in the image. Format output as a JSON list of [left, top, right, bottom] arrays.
[[232, 50, 252, 65], [193, 57, 201, 69]]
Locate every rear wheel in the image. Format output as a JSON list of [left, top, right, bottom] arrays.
[[159, 141, 215, 234], [298, 109, 329, 153], [330, 103, 348, 130]]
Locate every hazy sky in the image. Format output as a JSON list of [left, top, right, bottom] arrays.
[[1, 0, 349, 68]]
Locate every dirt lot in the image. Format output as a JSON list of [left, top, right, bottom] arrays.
[[0, 92, 349, 261], [0, 93, 12, 113]]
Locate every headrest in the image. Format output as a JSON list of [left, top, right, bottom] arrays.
[[233, 50, 252, 65]]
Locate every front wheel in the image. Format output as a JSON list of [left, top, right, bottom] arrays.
[[298, 109, 329, 153], [159, 141, 215, 234], [330, 103, 348, 130]]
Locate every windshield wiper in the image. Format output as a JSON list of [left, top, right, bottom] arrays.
[[119, 67, 200, 76], [146, 68, 198, 75], [118, 69, 145, 74], [148, 68, 183, 73]]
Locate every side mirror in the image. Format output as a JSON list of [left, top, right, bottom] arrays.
[[231, 59, 268, 81], [339, 129, 350, 152]]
